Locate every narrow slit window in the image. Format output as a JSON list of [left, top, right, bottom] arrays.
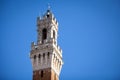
[[41, 70, 43, 77], [34, 55, 36, 60], [48, 52, 50, 59], [42, 28, 47, 43], [38, 54, 41, 63], [43, 53, 45, 60], [53, 30, 55, 39]]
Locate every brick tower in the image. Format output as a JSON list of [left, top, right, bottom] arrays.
[[30, 8, 63, 80]]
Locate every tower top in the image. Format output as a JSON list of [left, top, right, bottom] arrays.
[[37, 5, 58, 27], [30, 7, 63, 80], [46, 3, 52, 14]]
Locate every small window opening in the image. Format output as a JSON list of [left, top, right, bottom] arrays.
[[53, 30, 55, 39], [38, 54, 41, 63], [47, 14, 49, 18], [43, 53, 45, 60], [41, 70, 43, 77], [42, 28, 47, 43], [38, 54, 41, 59], [34, 55, 36, 59], [48, 52, 50, 59]]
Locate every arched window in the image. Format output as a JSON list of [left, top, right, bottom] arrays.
[[53, 30, 55, 39], [47, 52, 50, 59], [43, 53, 45, 60], [38, 54, 41, 63], [34, 55, 36, 63], [46, 14, 49, 18], [41, 70, 43, 77], [42, 28, 47, 43], [38, 54, 41, 59], [34, 55, 36, 60]]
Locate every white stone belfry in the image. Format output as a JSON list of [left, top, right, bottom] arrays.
[[30, 8, 63, 80]]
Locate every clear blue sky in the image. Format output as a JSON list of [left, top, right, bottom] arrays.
[[0, 0, 120, 80]]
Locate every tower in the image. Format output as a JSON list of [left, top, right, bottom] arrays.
[[30, 8, 63, 80]]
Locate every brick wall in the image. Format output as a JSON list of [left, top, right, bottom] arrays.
[[33, 68, 58, 80]]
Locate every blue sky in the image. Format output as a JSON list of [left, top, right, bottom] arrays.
[[0, 0, 120, 80]]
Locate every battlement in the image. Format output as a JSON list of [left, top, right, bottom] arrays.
[[37, 12, 58, 29], [31, 39, 62, 57]]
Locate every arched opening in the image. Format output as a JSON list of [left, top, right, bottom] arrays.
[[46, 14, 49, 18], [41, 70, 43, 77], [53, 30, 55, 39], [47, 52, 50, 59], [38, 54, 41, 63], [42, 28, 47, 43], [43, 53, 45, 60], [34, 55, 36, 59], [38, 54, 41, 58], [34, 55, 36, 63]]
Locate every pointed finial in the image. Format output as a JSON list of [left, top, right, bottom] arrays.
[[48, 3, 50, 10]]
